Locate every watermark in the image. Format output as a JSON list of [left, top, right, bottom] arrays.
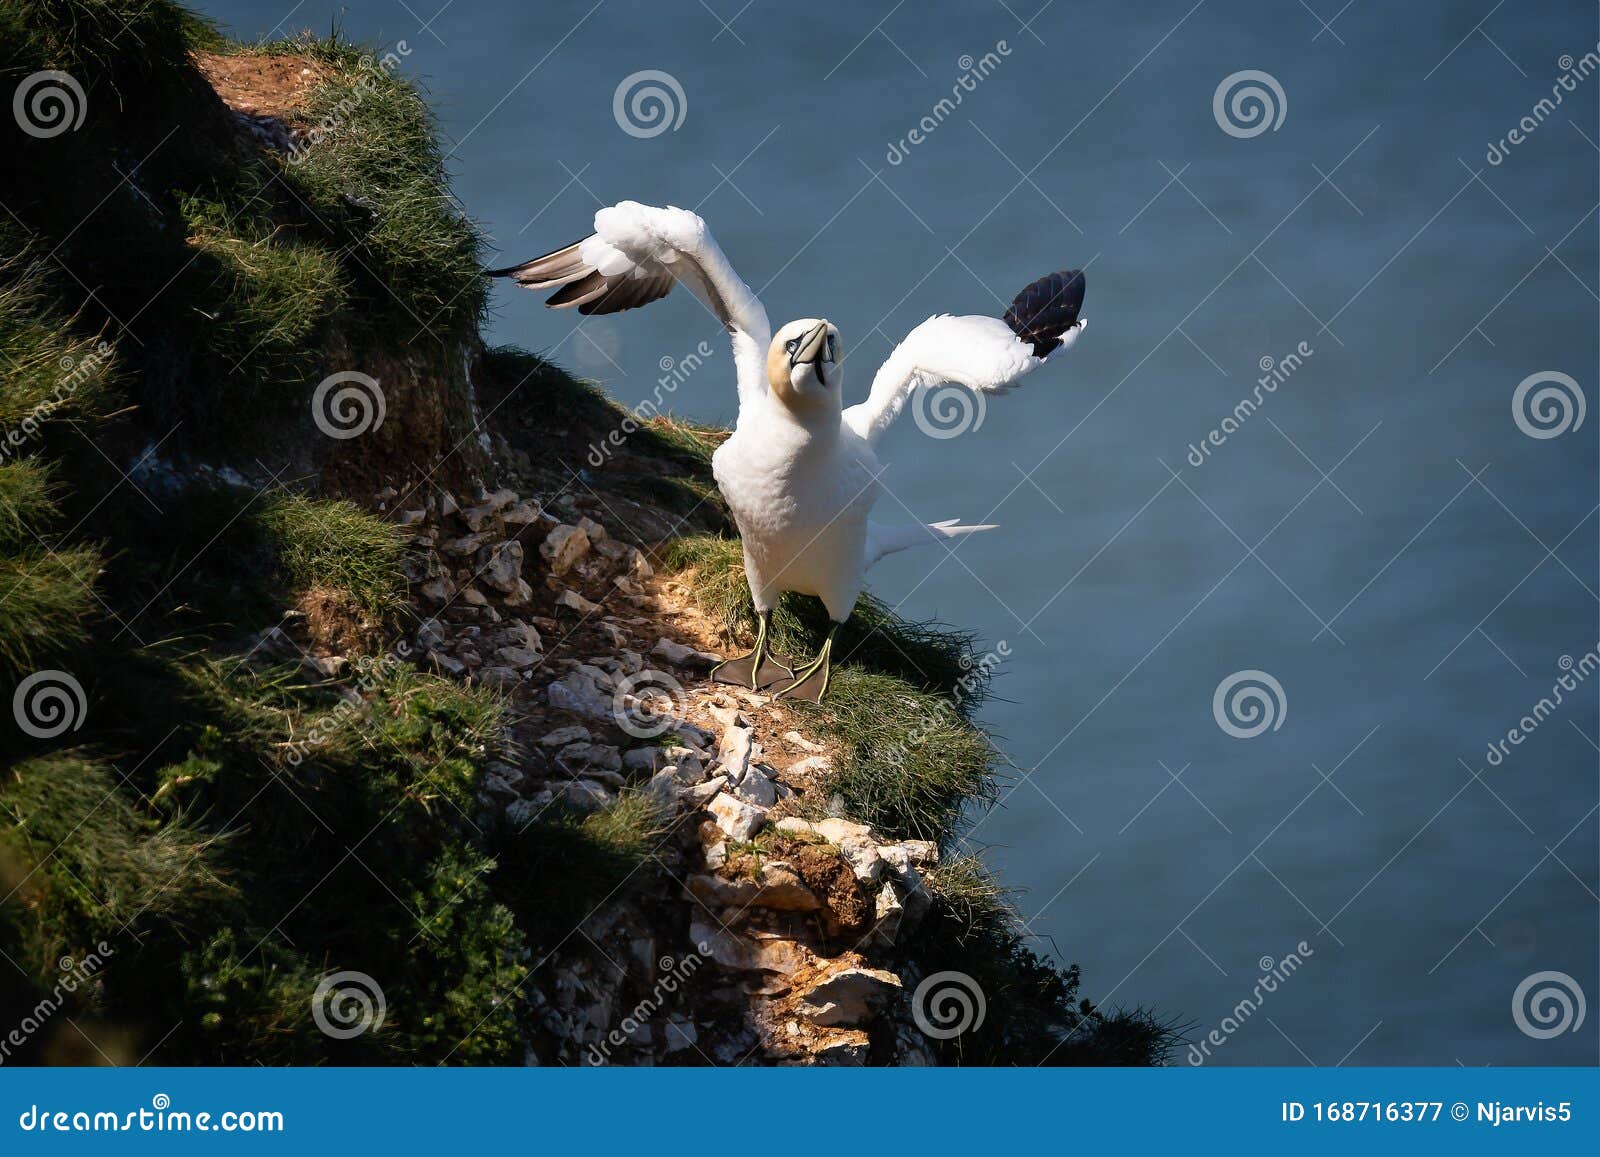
[[954, 639, 1010, 705], [586, 339, 716, 467], [585, 947, 707, 1064], [1, 341, 113, 463], [613, 70, 686, 139], [885, 41, 1012, 165], [1487, 46, 1600, 164], [0, 942, 115, 1065], [912, 381, 985, 439], [12, 670, 86, 739], [311, 370, 386, 439], [17, 1094, 283, 1133], [282, 644, 413, 765], [911, 970, 987, 1039], [1511, 370, 1585, 439], [1187, 341, 1313, 466], [612, 669, 688, 740], [1484, 645, 1599, 767], [1212, 669, 1286, 739], [1213, 69, 1286, 138], [1187, 941, 1315, 1064], [311, 970, 386, 1040], [287, 45, 412, 165], [1512, 970, 1586, 1039], [12, 71, 87, 139]]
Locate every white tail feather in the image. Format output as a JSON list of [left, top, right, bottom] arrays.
[[865, 518, 998, 569]]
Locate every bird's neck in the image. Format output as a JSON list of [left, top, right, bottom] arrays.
[[767, 391, 841, 441]]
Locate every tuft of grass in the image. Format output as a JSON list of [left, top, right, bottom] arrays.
[[254, 494, 402, 616], [0, 243, 116, 432], [0, 752, 230, 976], [0, 458, 60, 546], [281, 36, 484, 348], [798, 668, 997, 845], [0, 545, 102, 678], [175, 195, 348, 419], [662, 534, 982, 701], [0, 457, 102, 678]]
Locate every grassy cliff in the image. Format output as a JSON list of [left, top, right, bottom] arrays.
[[0, 0, 1171, 1066]]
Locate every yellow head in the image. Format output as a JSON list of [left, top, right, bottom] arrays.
[[765, 318, 841, 411]]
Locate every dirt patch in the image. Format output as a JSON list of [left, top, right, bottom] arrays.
[[295, 587, 377, 654], [195, 51, 330, 119], [784, 840, 870, 934]]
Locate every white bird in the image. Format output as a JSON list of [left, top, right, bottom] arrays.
[[491, 201, 1087, 701]]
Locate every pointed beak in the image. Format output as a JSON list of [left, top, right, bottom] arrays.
[[791, 320, 829, 367]]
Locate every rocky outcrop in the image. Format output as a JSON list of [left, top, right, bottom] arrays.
[[273, 486, 956, 1065]]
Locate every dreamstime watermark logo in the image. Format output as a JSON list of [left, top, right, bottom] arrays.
[[586, 339, 717, 467], [912, 382, 985, 439], [885, 41, 1012, 164], [1213, 70, 1286, 138], [310, 970, 386, 1039], [613, 70, 686, 139], [612, 669, 688, 739], [0, 941, 115, 1065], [1188, 341, 1313, 466], [1487, 46, 1600, 165], [311, 371, 386, 439], [1485, 645, 1599, 767], [13, 71, 87, 139], [282, 645, 413, 766], [1512, 970, 1586, 1040], [1212, 669, 1286, 739], [12, 670, 86, 739], [912, 970, 987, 1039], [585, 946, 708, 1065], [1511, 371, 1585, 439], [955, 639, 1010, 706], [1188, 941, 1315, 1064]]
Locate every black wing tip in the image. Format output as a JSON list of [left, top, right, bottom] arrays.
[[1004, 269, 1086, 357]]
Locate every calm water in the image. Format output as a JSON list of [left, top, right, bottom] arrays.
[[204, 0, 1599, 1064]]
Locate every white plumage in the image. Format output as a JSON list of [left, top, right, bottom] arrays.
[[493, 201, 1087, 699]]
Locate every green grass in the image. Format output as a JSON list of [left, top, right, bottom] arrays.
[[173, 195, 348, 420], [277, 36, 485, 348], [662, 534, 981, 700], [0, 752, 229, 978], [0, 243, 116, 432], [254, 494, 402, 617], [798, 668, 997, 845]]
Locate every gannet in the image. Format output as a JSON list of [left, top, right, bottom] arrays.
[[491, 201, 1086, 701]]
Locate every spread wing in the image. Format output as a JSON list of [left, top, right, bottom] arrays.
[[843, 270, 1087, 447], [489, 201, 772, 414]]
